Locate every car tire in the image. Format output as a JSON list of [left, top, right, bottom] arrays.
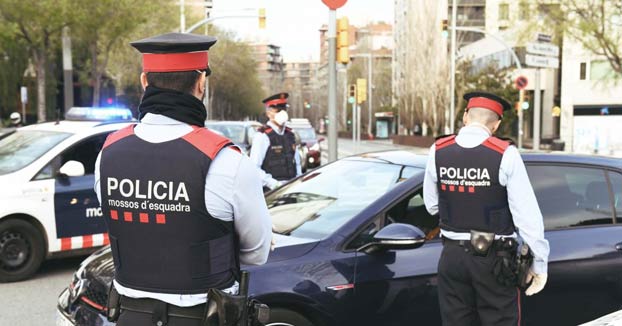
[[0, 219, 45, 282], [265, 308, 315, 326]]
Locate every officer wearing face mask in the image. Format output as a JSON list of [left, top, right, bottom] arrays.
[[250, 93, 302, 191]]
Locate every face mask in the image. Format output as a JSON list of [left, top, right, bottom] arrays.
[[274, 110, 289, 126]]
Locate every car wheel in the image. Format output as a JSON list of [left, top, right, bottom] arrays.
[[266, 308, 315, 326], [0, 219, 45, 282]]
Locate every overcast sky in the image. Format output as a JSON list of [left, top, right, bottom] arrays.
[[203, 0, 394, 62]]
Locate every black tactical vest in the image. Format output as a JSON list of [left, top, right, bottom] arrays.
[[260, 126, 297, 181], [100, 125, 239, 294], [435, 135, 515, 235]]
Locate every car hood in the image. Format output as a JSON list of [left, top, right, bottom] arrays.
[[80, 234, 319, 287]]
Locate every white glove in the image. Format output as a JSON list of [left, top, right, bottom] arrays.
[[525, 269, 547, 296], [270, 180, 282, 190]]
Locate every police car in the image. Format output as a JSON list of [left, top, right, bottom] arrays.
[[0, 107, 134, 282]]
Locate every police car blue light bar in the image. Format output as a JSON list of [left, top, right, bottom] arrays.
[[65, 107, 134, 122]]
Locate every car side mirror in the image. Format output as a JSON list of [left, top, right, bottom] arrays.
[[59, 160, 85, 178], [357, 223, 426, 254]]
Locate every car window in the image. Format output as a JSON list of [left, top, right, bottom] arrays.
[[0, 130, 72, 176], [608, 172, 622, 219], [292, 127, 316, 140], [34, 132, 111, 180], [206, 124, 245, 144], [348, 189, 439, 250], [267, 159, 423, 240], [526, 165, 613, 230]]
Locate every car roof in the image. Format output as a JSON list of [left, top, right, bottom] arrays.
[[521, 152, 622, 169], [18, 120, 132, 134], [344, 150, 428, 168], [205, 120, 261, 126]]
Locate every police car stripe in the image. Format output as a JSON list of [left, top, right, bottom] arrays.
[[58, 233, 110, 251]]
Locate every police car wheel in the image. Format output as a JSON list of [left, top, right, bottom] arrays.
[[0, 219, 45, 282], [266, 308, 315, 326]]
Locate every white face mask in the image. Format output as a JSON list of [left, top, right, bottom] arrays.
[[274, 110, 289, 126]]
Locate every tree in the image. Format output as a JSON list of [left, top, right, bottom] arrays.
[[538, 0, 622, 76], [0, 26, 29, 123], [72, 0, 175, 107], [0, 0, 69, 122]]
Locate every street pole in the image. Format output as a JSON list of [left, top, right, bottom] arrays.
[[518, 89, 524, 149], [62, 27, 73, 112], [449, 0, 457, 133], [203, 1, 212, 120], [367, 53, 373, 138], [534, 68, 541, 150], [180, 0, 186, 32], [328, 9, 338, 162]]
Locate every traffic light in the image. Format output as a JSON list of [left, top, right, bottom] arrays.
[[258, 8, 266, 29], [348, 84, 356, 104], [304, 100, 311, 109], [441, 19, 449, 38], [337, 17, 349, 64]]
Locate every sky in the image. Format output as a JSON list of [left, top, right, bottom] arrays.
[[199, 0, 394, 62]]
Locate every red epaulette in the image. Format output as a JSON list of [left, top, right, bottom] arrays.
[[482, 136, 510, 154], [258, 125, 273, 134], [435, 135, 456, 151], [102, 124, 136, 150], [182, 126, 237, 159]]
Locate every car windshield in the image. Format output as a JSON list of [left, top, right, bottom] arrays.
[[292, 127, 316, 140], [0, 130, 72, 175], [206, 124, 245, 144], [267, 159, 422, 240]]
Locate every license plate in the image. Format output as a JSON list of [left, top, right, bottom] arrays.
[[56, 311, 74, 326]]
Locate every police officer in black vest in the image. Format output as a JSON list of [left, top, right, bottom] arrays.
[[423, 91, 550, 325], [249, 93, 302, 191], [94, 33, 272, 326]]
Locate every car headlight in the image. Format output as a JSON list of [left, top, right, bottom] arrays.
[[310, 143, 320, 151]]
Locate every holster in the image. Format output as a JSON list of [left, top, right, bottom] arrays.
[[491, 237, 519, 287], [516, 243, 534, 290], [204, 288, 248, 326], [106, 284, 121, 322]]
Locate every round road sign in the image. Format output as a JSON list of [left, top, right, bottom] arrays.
[[515, 76, 528, 90], [322, 0, 347, 10]]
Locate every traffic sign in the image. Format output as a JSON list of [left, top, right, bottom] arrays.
[[526, 54, 559, 69], [20, 86, 28, 104], [536, 33, 552, 43], [527, 42, 559, 57], [515, 76, 528, 90], [321, 0, 347, 10]]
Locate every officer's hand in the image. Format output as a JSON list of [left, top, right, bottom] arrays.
[[525, 269, 547, 296], [270, 180, 283, 190]]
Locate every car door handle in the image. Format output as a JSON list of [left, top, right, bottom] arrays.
[[616, 242, 622, 251]]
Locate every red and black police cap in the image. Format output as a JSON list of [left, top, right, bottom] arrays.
[[263, 93, 289, 110], [464, 91, 511, 118], [130, 33, 217, 73]]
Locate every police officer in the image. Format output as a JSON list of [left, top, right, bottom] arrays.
[[249, 93, 302, 191], [94, 33, 272, 326], [423, 91, 550, 325], [9, 112, 23, 127]]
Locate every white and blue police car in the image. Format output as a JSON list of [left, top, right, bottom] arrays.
[[0, 107, 134, 282]]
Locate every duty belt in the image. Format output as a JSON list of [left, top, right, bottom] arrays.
[[441, 237, 511, 253], [120, 295, 206, 320]]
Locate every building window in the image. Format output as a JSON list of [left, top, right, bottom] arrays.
[[519, 3, 529, 20], [580, 62, 587, 80], [590, 60, 616, 80], [499, 3, 509, 20]]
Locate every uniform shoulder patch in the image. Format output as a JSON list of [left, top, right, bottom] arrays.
[[103, 124, 136, 149], [182, 127, 234, 159], [482, 136, 510, 154], [435, 135, 456, 151]]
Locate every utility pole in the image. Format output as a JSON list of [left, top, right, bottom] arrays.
[[367, 53, 372, 138], [180, 0, 186, 32], [534, 68, 541, 150], [62, 27, 73, 113], [449, 0, 457, 133], [204, 0, 213, 120], [327, 10, 338, 162]]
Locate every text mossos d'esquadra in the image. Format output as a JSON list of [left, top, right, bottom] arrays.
[[106, 177, 191, 213], [439, 167, 492, 187]]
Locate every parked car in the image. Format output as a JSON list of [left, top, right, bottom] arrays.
[[0, 127, 16, 140], [57, 151, 622, 326], [289, 118, 323, 170], [205, 120, 262, 155], [0, 107, 135, 282], [580, 309, 622, 326]]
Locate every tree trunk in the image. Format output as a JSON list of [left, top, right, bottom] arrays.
[[33, 49, 47, 122], [91, 44, 101, 107]]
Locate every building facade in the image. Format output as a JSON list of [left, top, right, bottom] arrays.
[[252, 43, 285, 97]]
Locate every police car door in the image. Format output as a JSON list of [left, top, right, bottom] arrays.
[[346, 183, 443, 326], [40, 132, 112, 251]]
